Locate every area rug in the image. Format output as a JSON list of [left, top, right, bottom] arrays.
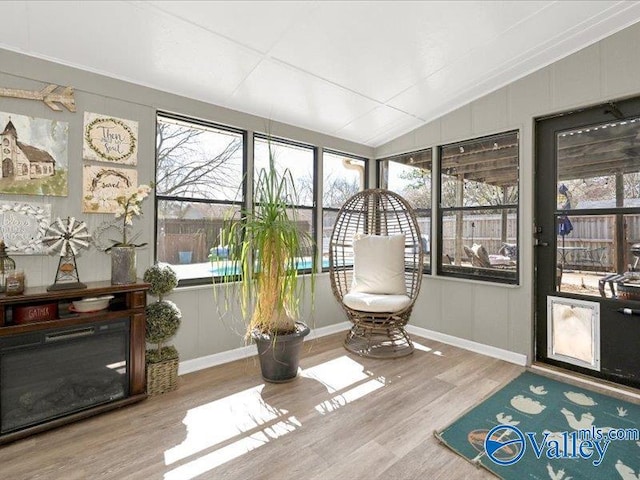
[[435, 371, 640, 480]]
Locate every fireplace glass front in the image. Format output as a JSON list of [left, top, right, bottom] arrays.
[[0, 318, 130, 434]]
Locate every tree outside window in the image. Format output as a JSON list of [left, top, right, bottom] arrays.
[[155, 113, 244, 284]]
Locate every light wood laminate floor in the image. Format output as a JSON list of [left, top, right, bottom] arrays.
[[0, 333, 525, 480]]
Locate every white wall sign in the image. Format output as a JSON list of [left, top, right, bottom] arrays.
[[0, 202, 52, 254], [82, 165, 137, 213], [83, 112, 138, 165]]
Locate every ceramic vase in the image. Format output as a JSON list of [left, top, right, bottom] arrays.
[[111, 246, 137, 284]]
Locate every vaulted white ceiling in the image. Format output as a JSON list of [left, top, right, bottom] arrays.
[[2, 1, 640, 147]]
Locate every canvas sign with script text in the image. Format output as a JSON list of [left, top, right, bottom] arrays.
[[83, 112, 138, 165], [82, 165, 137, 213]]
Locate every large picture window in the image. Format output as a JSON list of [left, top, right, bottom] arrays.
[[322, 150, 367, 270], [379, 149, 432, 272], [438, 131, 519, 284], [254, 135, 316, 270], [155, 112, 245, 284]]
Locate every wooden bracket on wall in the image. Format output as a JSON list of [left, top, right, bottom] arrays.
[[0, 84, 76, 112]]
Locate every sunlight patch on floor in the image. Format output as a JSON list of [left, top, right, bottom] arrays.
[[300, 355, 371, 393], [164, 385, 287, 465], [163, 355, 388, 478], [314, 378, 385, 415], [163, 417, 301, 480], [301, 355, 387, 415], [412, 341, 433, 353]]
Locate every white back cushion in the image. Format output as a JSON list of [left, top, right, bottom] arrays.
[[352, 234, 406, 295]]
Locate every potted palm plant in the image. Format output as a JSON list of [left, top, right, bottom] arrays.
[[216, 143, 314, 383]]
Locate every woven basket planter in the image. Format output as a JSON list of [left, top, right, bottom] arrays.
[[146, 358, 179, 396]]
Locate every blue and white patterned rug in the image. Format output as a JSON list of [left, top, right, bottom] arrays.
[[436, 371, 640, 480]]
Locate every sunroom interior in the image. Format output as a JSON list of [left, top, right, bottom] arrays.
[[2, 1, 640, 478]]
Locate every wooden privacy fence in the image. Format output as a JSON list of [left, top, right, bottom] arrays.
[[158, 214, 640, 269], [162, 233, 208, 264], [157, 217, 313, 264], [157, 219, 223, 265], [442, 213, 640, 271]]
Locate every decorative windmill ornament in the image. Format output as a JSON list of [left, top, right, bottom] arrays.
[[42, 216, 91, 291]]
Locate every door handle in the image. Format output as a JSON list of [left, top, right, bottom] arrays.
[[534, 240, 549, 247], [618, 308, 640, 316]]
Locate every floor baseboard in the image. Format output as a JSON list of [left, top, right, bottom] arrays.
[[178, 321, 351, 375], [407, 325, 528, 366]]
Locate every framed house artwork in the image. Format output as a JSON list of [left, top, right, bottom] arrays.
[[83, 112, 138, 165], [0, 111, 68, 196], [83, 165, 137, 213], [0, 202, 52, 254]]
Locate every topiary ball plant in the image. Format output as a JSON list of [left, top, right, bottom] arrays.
[[144, 263, 178, 297], [144, 264, 181, 364]]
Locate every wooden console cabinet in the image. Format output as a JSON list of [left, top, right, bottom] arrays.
[[0, 281, 150, 444]]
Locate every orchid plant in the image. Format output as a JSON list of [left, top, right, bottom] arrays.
[[111, 184, 153, 249]]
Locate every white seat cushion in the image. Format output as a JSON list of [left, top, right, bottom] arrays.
[[352, 234, 406, 295], [343, 291, 412, 313], [489, 254, 513, 266]]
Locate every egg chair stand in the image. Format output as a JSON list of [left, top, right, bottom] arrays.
[[329, 189, 424, 359], [342, 308, 416, 358]]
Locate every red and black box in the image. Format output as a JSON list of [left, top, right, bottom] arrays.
[[14, 302, 58, 325]]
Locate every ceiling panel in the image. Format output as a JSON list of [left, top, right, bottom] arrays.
[[269, 2, 441, 104], [0, 2, 29, 53], [0, 1, 638, 148], [229, 59, 378, 138], [146, 0, 315, 54], [24, 1, 263, 103], [269, 2, 553, 104], [388, 1, 640, 123], [334, 106, 423, 146]]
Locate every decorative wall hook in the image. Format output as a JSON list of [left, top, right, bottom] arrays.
[[0, 84, 76, 112]]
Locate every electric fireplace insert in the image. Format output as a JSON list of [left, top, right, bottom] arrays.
[[0, 318, 130, 434]]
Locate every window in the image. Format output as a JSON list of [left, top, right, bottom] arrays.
[[438, 131, 519, 284], [254, 135, 316, 270], [554, 117, 640, 296], [322, 150, 367, 270], [379, 149, 432, 272], [155, 112, 245, 284]]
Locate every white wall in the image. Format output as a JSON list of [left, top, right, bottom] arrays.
[[0, 48, 368, 361], [375, 21, 640, 362]]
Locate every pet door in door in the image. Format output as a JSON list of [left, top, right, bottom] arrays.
[[547, 296, 600, 371]]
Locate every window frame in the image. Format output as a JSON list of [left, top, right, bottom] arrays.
[[154, 111, 248, 287], [253, 133, 318, 273], [437, 130, 520, 285], [377, 148, 432, 274], [322, 149, 369, 272]]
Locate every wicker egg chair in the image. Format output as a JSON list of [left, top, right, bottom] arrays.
[[329, 189, 424, 358]]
